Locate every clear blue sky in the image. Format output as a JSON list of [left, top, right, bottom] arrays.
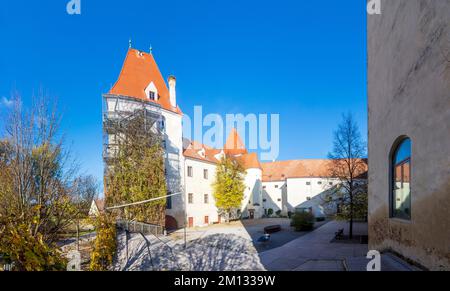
[[0, 0, 367, 186]]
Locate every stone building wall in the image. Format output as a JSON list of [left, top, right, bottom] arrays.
[[368, 0, 450, 270]]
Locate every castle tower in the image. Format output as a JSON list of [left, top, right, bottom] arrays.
[[103, 48, 185, 229]]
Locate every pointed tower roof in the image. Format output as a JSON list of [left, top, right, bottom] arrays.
[[224, 128, 248, 155], [109, 48, 181, 114]]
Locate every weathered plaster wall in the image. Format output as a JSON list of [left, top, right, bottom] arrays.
[[368, 0, 450, 270]]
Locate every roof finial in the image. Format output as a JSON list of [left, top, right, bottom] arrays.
[[150, 44, 153, 54], [129, 38, 132, 49]]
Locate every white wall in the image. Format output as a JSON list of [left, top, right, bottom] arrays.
[[241, 168, 263, 219], [162, 109, 185, 226], [262, 178, 341, 217], [262, 181, 286, 215], [184, 158, 219, 227], [184, 160, 264, 226]]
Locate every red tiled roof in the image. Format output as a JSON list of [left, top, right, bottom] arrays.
[[261, 159, 368, 182], [109, 48, 182, 114], [224, 128, 248, 155], [233, 152, 262, 170], [183, 129, 261, 170], [261, 159, 331, 182], [183, 140, 222, 164]]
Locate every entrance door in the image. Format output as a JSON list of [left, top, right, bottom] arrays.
[[188, 217, 194, 228], [249, 209, 255, 219], [204, 216, 209, 224]]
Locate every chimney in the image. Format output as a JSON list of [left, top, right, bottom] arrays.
[[168, 75, 176, 107]]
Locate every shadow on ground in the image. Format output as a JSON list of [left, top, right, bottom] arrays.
[[241, 218, 329, 253], [114, 232, 264, 271]]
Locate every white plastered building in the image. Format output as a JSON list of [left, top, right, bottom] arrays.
[[104, 48, 367, 230]]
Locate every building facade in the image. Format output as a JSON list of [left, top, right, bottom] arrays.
[[261, 160, 348, 218], [368, 0, 450, 270], [103, 48, 186, 226], [104, 48, 365, 230]]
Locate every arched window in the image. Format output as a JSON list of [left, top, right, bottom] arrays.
[[391, 137, 412, 220]]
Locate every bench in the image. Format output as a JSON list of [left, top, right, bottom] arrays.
[[335, 228, 344, 240], [264, 225, 281, 234]]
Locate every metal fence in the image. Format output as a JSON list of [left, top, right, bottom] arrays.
[[116, 220, 164, 236]]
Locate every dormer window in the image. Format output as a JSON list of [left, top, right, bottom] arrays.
[[145, 82, 158, 101], [198, 148, 206, 158], [148, 91, 156, 100]]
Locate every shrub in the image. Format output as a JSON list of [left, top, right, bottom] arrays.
[[288, 211, 293, 218], [316, 217, 326, 222], [90, 215, 117, 271], [275, 210, 282, 217], [0, 223, 67, 271], [291, 212, 315, 231], [267, 208, 274, 216]]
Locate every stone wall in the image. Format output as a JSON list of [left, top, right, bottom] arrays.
[[368, 0, 450, 270]]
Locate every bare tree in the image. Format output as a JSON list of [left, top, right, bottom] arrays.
[[328, 113, 367, 239], [71, 175, 99, 216], [0, 91, 92, 270]]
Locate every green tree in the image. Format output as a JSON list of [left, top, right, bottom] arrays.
[[213, 156, 246, 223], [105, 109, 167, 226], [0, 93, 95, 271], [89, 214, 116, 271]]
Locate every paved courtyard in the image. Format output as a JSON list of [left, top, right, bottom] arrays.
[[114, 219, 419, 271], [171, 218, 328, 252], [259, 220, 419, 271]]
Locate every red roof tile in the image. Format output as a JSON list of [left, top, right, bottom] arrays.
[[183, 129, 261, 170], [233, 152, 262, 170], [224, 128, 248, 155], [261, 159, 368, 182], [109, 49, 182, 114]]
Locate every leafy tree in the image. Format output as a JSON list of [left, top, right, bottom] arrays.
[[89, 214, 116, 271], [327, 113, 368, 239], [0, 93, 95, 270], [105, 109, 167, 226], [213, 156, 246, 223]]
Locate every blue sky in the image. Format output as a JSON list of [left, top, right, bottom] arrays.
[[0, 0, 367, 186]]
